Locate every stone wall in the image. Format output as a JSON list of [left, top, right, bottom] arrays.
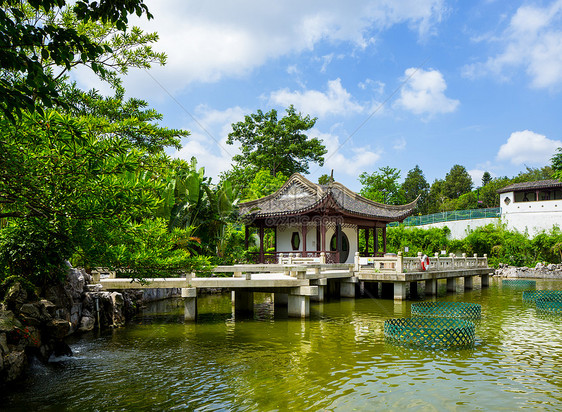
[[0, 267, 143, 384]]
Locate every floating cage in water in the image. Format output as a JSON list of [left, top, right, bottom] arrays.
[[535, 296, 562, 315], [411, 301, 481, 319], [501, 279, 536, 289], [384, 317, 475, 349], [522, 290, 562, 302]]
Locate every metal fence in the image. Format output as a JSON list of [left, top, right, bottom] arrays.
[[388, 207, 500, 227]]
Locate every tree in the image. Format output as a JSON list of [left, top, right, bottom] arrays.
[[0, 0, 155, 118], [427, 179, 447, 213], [226, 105, 326, 177], [402, 165, 430, 214], [552, 148, 562, 179], [359, 166, 404, 205], [443, 164, 473, 199], [482, 171, 492, 187], [318, 174, 335, 185]]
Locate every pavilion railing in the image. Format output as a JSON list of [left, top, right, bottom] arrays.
[[355, 252, 488, 273], [246, 251, 340, 264]]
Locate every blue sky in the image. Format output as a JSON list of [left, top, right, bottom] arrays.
[[74, 0, 562, 192]]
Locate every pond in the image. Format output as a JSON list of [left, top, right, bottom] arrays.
[[2, 279, 562, 411]]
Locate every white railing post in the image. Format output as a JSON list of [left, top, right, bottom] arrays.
[[354, 251, 360, 272], [450, 253, 456, 269], [462, 253, 467, 269], [288, 253, 293, 264], [397, 252, 403, 274], [320, 252, 326, 264], [434, 252, 439, 270]]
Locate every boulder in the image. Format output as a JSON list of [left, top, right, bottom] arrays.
[[1, 349, 27, 383], [4, 283, 28, 312]]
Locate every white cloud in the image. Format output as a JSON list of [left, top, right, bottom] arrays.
[[468, 169, 485, 187], [269, 79, 365, 117], [394, 68, 459, 117], [497, 130, 561, 165], [316, 130, 381, 176], [393, 137, 407, 151], [171, 106, 247, 180], [463, 0, 562, 89], [75, 0, 446, 99]]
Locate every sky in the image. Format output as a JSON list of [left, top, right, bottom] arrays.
[[74, 0, 562, 192]]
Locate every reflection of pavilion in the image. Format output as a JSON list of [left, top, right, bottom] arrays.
[[238, 174, 418, 264]]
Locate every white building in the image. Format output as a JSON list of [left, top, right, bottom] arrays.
[[498, 180, 562, 237]]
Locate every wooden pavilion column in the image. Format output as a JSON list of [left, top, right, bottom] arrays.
[[382, 226, 387, 254], [259, 223, 265, 264], [364, 227, 370, 256], [302, 222, 308, 257], [336, 223, 342, 263], [320, 218, 326, 254], [373, 227, 378, 257]]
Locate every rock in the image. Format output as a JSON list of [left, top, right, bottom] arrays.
[[46, 319, 71, 340], [0, 309, 22, 333], [1, 349, 27, 383], [4, 283, 28, 312], [78, 316, 95, 332], [547, 264, 556, 271], [36, 300, 55, 321], [65, 267, 86, 301], [0, 333, 8, 354]]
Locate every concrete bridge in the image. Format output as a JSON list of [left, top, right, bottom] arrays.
[[94, 253, 493, 320]]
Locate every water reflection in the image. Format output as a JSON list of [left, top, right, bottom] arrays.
[[2, 280, 562, 410]]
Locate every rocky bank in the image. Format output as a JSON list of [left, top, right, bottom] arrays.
[[495, 262, 562, 279], [0, 267, 143, 384]]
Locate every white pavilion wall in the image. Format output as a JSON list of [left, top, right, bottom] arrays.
[[276, 225, 357, 264]]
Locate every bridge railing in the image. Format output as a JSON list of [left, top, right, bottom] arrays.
[[354, 252, 488, 273]]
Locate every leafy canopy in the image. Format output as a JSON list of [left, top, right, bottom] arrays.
[[226, 105, 326, 177], [359, 166, 405, 205], [0, 0, 155, 118]]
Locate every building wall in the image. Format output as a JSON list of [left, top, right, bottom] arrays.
[[500, 192, 562, 236], [414, 218, 499, 239], [276, 225, 358, 264]]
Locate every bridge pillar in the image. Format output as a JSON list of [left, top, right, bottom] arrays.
[[288, 295, 309, 318], [182, 288, 197, 321], [481, 274, 490, 287], [447, 278, 457, 293], [464, 276, 474, 290], [274, 293, 288, 306], [310, 286, 325, 302], [394, 282, 406, 301], [233, 290, 254, 313], [425, 279, 437, 295], [340, 279, 357, 298]]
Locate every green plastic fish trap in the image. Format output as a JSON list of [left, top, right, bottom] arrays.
[[535, 296, 562, 314], [501, 279, 536, 289], [384, 317, 475, 349], [410, 301, 481, 319], [522, 290, 562, 302]]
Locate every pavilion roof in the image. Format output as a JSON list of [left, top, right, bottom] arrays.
[[497, 179, 562, 194], [238, 173, 417, 223]]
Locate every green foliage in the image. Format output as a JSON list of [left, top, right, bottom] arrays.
[[386, 226, 450, 256], [481, 171, 492, 187], [359, 166, 405, 205], [243, 170, 287, 201], [318, 174, 335, 185], [388, 222, 562, 268], [443, 164, 473, 199], [402, 165, 430, 213], [62, 85, 185, 153], [0, 0, 154, 118], [226, 105, 326, 177]]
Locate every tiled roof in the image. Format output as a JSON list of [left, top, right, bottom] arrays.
[[238, 173, 417, 222], [497, 179, 562, 194]]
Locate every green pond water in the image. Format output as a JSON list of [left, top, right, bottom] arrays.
[[2, 279, 562, 411]]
